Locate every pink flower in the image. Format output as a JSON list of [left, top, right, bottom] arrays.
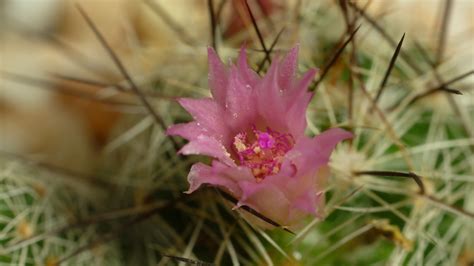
[[167, 46, 352, 228]]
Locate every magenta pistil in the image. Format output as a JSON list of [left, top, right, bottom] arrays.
[[233, 127, 294, 181]]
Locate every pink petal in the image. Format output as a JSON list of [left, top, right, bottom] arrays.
[[186, 162, 241, 195], [283, 69, 316, 137], [178, 98, 229, 140], [288, 68, 317, 104], [170, 45, 352, 229], [292, 190, 317, 214], [285, 91, 313, 138], [287, 191, 325, 225], [256, 60, 287, 131], [238, 180, 262, 202], [297, 128, 352, 162], [311, 128, 353, 157], [295, 68, 318, 92], [259, 57, 281, 98], [166, 122, 204, 141], [237, 181, 291, 225], [208, 47, 228, 105], [278, 45, 299, 90], [224, 66, 257, 130], [237, 45, 259, 86], [282, 128, 352, 177], [259, 164, 316, 205], [284, 68, 316, 110], [211, 160, 255, 183], [179, 135, 235, 166]]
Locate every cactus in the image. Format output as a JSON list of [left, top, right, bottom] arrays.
[[1, 0, 472, 265]]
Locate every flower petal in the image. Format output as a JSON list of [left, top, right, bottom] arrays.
[[178, 98, 229, 140], [256, 60, 287, 131], [311, 128, 353, 158], [294, 68, 318, 94], [237, 45, 259, 86], [287, 129, 352, 176], [278, 45, 299, 90], [166, 122, 204, 141], [292, 190, 317, 214], [238, 181, 291, 225], [186, 162, 241, 195], [179, 135, 235, 166], [208, 47, 228, 105], [186, 160, 254, 196], [284, 68, 316, 137], [224, 66, 257, 130], [171, 45, 352, 229]]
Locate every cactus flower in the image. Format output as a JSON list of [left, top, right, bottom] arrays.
[[167, 46, 352, 228]]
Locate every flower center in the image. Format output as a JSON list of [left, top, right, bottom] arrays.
[[233, 127, 294, 181]]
